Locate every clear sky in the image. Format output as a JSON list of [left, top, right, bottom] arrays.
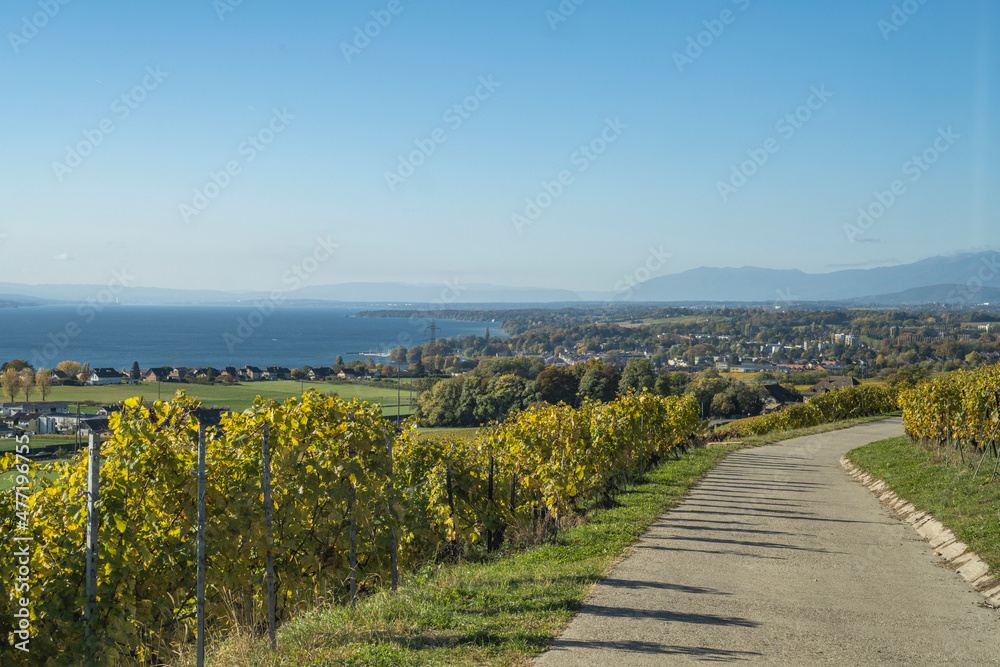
[[1, 0, 996, 294]]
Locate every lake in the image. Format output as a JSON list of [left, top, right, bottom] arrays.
[[0, 305, 504, 370]]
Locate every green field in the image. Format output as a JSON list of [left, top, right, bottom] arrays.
[[0, 437, 77, 453], [41, 380, 418, 415], [0, 458, 71, 491]]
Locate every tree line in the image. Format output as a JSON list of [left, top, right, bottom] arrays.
[[413, 358, 794, 427], [0, 360, 53, 403]]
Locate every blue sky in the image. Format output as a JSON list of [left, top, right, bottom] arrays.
[[1, 0, 996, 293]]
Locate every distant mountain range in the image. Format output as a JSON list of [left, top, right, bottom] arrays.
[[5, 251, 999, 307], [625, 251, 1000, 304]]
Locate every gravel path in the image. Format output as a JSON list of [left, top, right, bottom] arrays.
[[534, 419, 999, 665]]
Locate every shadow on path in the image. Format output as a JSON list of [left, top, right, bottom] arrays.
[[653, 522, 806, 537], [667, 508, 880, 524], [636, 544, 788, 560], [650, 534, 844, 554], [600, 578, 732, 596], [546, 639, 762, 662], [578, 604, 760, 628]]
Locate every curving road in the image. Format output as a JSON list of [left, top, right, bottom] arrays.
[[534, 419, 999, 665]]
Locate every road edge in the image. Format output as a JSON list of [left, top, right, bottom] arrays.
[[840, 455, 1000, 609]]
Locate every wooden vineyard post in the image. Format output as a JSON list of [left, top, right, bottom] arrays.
[[261, 423, 277, 649], [349, 444, 358, 607], [386, 434, 398, 592], [84, 434, 101, 639], [196, 424, 207, 667], [509, 469, 517, 546], [509, 471, 516, 512], [446, 467, 455, 519], [974, 418, 1000, 479], [487, 445, 496, 552]]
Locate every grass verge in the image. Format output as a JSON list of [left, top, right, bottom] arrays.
[[847, 436, 1000, 575]]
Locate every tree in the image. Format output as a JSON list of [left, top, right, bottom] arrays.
[[457, 376, 482, 425], [1, 368, 22, 402], [602, 350, 623, 367], [389, 346, 407, 364], [35, 369, 52, 401], [667, 371, 691, 396], [732, 383, 767, 415], [56, 360, 82, 377], [689, 371, 729, 418], [619, 359, 656, 394], [577, 363, 620, 402], [20, 368, 35, 402], [885, 365, 930, 389], [473, 374, 540, 423], [710, 392, 737, 417], [537, 366, 579, 406], [415, 377, 464, 427], [1, 359, 32, 373], [131, 361, 141, 381]]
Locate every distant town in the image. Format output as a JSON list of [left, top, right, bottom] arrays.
[[3, 305, 999, 437]]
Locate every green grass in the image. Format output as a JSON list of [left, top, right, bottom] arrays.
[[0, 457, 72, 491], [199, 443, 743, 666], [0, 439, 77, 452], [43, 380, 417, 415], [847, 436, 1000, 574]]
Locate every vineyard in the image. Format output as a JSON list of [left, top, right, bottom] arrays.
[[0, 389, 699, 665], [724, 383, 899, 438], [900, 364, 1000, 469]]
